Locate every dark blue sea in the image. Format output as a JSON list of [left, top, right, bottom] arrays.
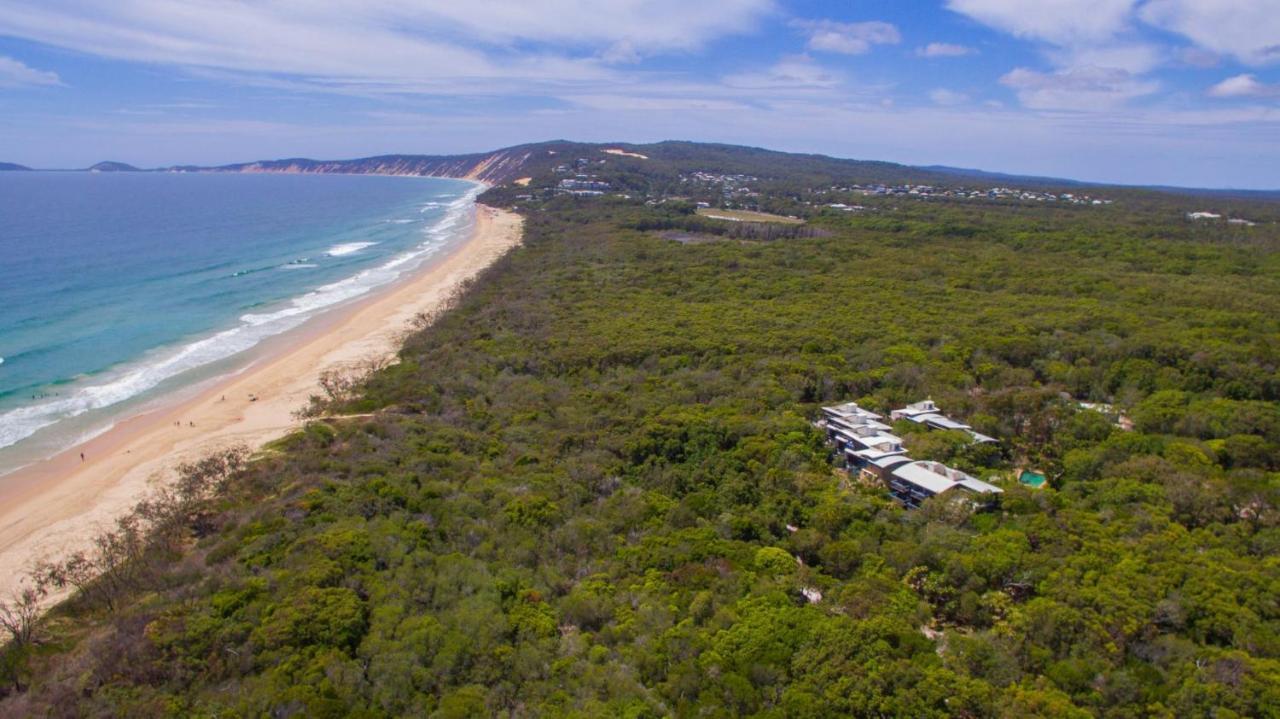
[[0, 171, 478, 473]]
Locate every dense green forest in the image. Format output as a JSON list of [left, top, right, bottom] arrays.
[[2, 174, 1279, 717]]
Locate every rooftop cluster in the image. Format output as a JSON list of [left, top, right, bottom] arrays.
[[890, 399, 997, 443], [679, 172, 760, 202], [550, 159, 613, 197], [820, 401, 1002, 509], [818, 183, 1112, 205]]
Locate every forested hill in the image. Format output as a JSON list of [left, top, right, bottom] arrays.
[[172, 140, 1278, 206], [87, 161, 140, 172], [3, 150, 1280, 716], [174, 147, 536, 184], [163, 141, 1070, 191]]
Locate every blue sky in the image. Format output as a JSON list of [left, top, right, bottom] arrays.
[[0, 0, 1277, 187]]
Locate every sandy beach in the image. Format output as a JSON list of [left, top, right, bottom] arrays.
[[0, 203, 522, 600]]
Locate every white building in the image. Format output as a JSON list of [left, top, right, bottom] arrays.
[[891, 399, 998, 444], [888, 461, 1002, 508]]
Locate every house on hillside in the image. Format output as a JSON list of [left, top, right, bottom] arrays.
[[890, 399, 940, 421], [820, 403, 893, 445], [888, 460, 1003, 509], [844, 435, 909, 474], [859, 454, 912, 483]]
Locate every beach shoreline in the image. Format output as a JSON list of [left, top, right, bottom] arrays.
[[0, 202, 523, 600]]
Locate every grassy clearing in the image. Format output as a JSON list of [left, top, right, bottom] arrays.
[[696, 207, 804, 224]]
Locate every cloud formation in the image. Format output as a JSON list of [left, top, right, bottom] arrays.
[[929, 88, 970, 105], [1209, 73, 1280, 98], [793, 20, 900, 55], [1140, 0, 1280, 67], [917, 42, 977, 58], [0, 54, 61, 87], [1000, 65, 1158, 110], [946, 0, 1136, 45], [946, 0, 1280, 114], [723, 55, 843, 89], [0, 0, 775, 90]]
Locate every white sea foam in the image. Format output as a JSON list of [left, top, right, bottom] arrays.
[[0, 182, 482, 454], [327, 241, 377, 257]]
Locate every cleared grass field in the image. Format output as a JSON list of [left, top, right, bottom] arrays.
[[696, 207, 804, 224]]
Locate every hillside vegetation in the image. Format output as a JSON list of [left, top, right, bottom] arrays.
[[2, 169, 1279, 717]]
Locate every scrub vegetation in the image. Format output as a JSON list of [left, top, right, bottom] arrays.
[[2, 153, 1279, 717]]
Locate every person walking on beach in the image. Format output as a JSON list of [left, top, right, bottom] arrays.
[[79, 452, 85, 462]]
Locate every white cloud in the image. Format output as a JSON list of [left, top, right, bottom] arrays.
[[1048, 43, 1163, 74], [1000, 65, 1158, 110], [1140, 0, 1280, 66], [946, 1, 1173, 111], [946, 0, 1137, 45], [0, 55, 61, 88], [929, 88, 969, 105], [401, 1, 777, 52], [793, 20, 900, 55], [0, 1, 775, 90], [917, 42, 977, 58], [569, 94, 751, 111], [723, 55, 842, 89], [947, 1, 1192, 111], [600, 41, 642, 65], [1208, 74, 1280, 98]]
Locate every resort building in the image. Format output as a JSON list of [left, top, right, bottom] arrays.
[[891, 399, 998, 444], [888, 460, 1003, 509], [858, 454, 912, 483], [820, 402, 896, 451], [890, 399, 942, 421], [819, 401, 1004, 510]]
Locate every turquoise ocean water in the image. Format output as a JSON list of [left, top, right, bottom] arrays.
[[0, 171, 478, 475]]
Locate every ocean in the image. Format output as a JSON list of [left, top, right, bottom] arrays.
[[0, 171, 479, 475]]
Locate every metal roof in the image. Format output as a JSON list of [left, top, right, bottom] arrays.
[[922, 415, 972, 431], [849, 433, 905, 450], [890, 461, 963, 495], [958, 477, 1003, 494], [821, 402, 883, 421], [848, 447, 909, 460], [867, 454, 912, 469]]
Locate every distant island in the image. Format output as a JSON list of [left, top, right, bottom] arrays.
[[0, 162, 31, 171], [87, 161, 140, 172]]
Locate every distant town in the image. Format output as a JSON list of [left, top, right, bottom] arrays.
[[536, 155, 1119, 211]]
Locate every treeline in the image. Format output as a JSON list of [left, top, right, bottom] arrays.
[[627, 214, 824, 242], [0, 448, 247, 693], [3, 188, 1279, 716]]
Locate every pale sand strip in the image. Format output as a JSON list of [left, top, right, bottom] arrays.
[[0, 204, 522, 600]]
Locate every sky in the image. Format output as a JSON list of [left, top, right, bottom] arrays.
[[0, 0, 1277, 188]]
